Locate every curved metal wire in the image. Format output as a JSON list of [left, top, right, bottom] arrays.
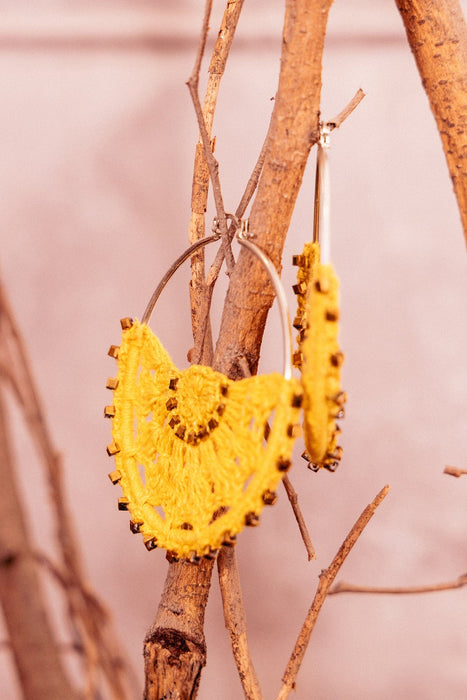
[[141, 234, 221, 324], [237, 226, 293, 381], [140, 224, 294, 380]]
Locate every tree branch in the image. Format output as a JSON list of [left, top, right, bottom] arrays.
[[395, 0, 467, 246], [217, 548, 264, 700], [444, 465, 467, 477], [276, 485, 389, 700], [329, 573, 467, 595], [326, 87, 366, 130], [188, 0, 245, 365], [282, 476, 316, 560], [143, 558, 215, 699]]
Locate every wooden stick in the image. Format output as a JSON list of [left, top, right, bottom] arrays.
[[329, 573, 467, 595], [326, 88, 366, 130], [217, 548, 264, 700], [237, 356, 316, 560], [395, 0, 467, 246], [276, 485, 389, 700], [282, 476, 316, 560], [187, 0, 215, 365], [144, 558, 215, 700], [206, 128, 271, 287], [186, 2, 236, 276], [444, 465, 467, 478], [188, 0, 245, 364]]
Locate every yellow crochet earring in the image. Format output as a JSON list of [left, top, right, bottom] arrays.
[[293, 127, 346, 472], [105, 225, 302, 561]]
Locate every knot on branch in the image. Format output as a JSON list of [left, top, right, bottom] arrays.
[[144, 627, 207, 661]]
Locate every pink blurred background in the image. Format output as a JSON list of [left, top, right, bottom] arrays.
[[1, 1, 466, 698]]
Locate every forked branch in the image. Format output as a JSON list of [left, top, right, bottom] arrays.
[[276, 485, 389, 700]]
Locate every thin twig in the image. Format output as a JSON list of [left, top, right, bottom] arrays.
[[206, 129, 270, 287], [276, 485, 389, 700], [444, 465, 467, 478], [326, 88, 366, 131], [186, 2, 235, 276], [237, 356, 315, 559], [217, 548, 264, 700], [188, 0, 246, 364], [187, 0, 215, 365], [193, 122, 270, 363], [191, 0, 212, 80], [186, 84, 234, 271], [329, 573, 467, 595], [282, 476, 316, 560]]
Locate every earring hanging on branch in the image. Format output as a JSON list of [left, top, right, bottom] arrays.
[[293, 126, 346, 472], [104, 225, 303, 561]]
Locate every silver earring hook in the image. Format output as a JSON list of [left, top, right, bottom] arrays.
[[312, 125, 331, 264]]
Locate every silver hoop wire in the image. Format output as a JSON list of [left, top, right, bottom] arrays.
[[237, 226, 293, 381], [312, 126, 331, 264], [141, 223, 294, 380], [141, 233, 221, 324]]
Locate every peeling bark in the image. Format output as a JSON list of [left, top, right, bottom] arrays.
[[143, 558, 214, 699]]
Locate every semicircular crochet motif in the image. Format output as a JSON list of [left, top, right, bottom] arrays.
[[293, 242, 346, 471], [107, 320, 302, 559]]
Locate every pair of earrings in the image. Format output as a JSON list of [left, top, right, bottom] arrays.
[[105, 129, 345, 560]]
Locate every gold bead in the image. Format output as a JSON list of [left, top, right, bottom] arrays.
[[106, 441, 120, 456], [104, 405, 116, 418], [108, 469, 121, 484], [107, 345, 120, 359], [118, 497, 129, 511], [245, 512, 260, 527], [262, 490, 277, 505]]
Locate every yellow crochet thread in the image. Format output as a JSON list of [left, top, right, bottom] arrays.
[[293, 242, 345, 471], [106, 319, 302, 559]]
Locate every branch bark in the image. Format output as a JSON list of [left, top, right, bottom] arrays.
[[395, 0, 467, 246], [217, 548, 263, 700], [143, 558, 215, 699]]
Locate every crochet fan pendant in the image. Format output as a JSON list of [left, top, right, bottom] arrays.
[[293, 128, 346, 472], [105, 230, 302, 560]]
